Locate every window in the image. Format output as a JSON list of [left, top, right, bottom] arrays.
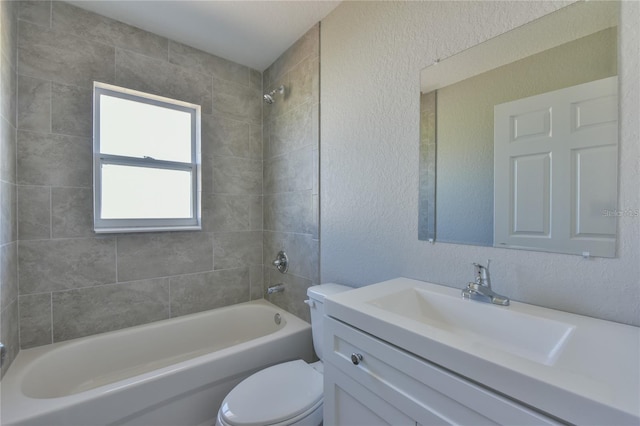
[[93, 82, 201, 233]]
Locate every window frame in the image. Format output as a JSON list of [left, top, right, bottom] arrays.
[[93, 82, 202, 233]]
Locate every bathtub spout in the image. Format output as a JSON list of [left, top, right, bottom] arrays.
[[267, 284, 285, 295]]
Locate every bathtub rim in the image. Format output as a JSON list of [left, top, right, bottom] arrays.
[[1, 299, 312, 425]]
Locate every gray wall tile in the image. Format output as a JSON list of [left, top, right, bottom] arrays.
[[202, 194, 251, 232], [202, 114, 260, 159], [1, 51, 17, 127], [17, 74, 51, 132], [250, 265, 263, 300], [249, 124, 262, 159], [250, 195, 263, 231], [19, 293, 52, 348], [264, 149, 313, 194], [1, 117, 16, 183], [266, 102, 317, 158], [18, 20, 115, 88], [263, 154, 288, 195], [115, 48, 212, 114], [52, 278, 170, 342], [213, 231, 262, 270], [261, 23, 319, 321], [202, 195, 261, 233], [286, 55, 319, 113], [262, 120, 270, 159], [17, 184, 50, 240], [264, 191, 313, 234], [17, 130, 92, 187], [5, 1, 315, 346], [250, 68, 262, 91], [212, 156, 262, 195], [117, 232, 213, 282], [169, 41, 250, 87], [18, 1, 51, 28], [0, 299, 19, 378], [212, 76, 261, 125], [170, 268, 250, 317], [201, 155, 213, 195], [19, 237, 116, 294], [0, 0, 18, 376], [1, 242, 18, 311], [1, 180, 17, 244], [51, 82, 91, 137], [264, 23, 319, 87], [52, 2, 168, 61], [1, 0, 17, 66], [51, 187, 93, 238], [311, 149, 319, 195], [312, 194, 319, 240]]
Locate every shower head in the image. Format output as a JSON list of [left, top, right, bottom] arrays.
[[263, 85, 285, 104]]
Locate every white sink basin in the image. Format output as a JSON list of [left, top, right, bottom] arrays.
[[367, 287, 574, 365], [324, 277, 640, 425]]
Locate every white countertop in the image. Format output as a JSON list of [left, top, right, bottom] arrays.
[[324, 277, 640, 425]]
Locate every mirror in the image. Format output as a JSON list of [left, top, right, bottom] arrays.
[[419, 1, 619, 257]]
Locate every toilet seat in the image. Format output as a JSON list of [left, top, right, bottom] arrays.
[[218, 360, 323, 426]]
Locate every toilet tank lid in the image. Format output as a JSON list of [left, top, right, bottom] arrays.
[[307, 283, 352, 302]]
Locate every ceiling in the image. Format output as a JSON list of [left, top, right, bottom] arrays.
[[67, 1, 341, 71]]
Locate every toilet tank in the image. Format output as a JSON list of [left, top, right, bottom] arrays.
[[306, 283, 352, 360]]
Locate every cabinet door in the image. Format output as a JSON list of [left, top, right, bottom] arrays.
[[324, 361, 416, 426], [324, 317, 561, 426]]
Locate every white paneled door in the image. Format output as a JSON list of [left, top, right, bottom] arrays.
[[494, 76, 618, 257]]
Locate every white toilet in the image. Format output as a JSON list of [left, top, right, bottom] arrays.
[[216, 283, 351, 426]]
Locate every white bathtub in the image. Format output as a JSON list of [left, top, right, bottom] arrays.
[[1, 300, 314, 426]]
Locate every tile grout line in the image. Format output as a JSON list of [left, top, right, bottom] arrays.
[[49, 186, 52, 239], [49, 291, 53, 344], [115, 237, 118, 283]]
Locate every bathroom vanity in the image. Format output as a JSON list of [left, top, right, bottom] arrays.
[[322, 278, 640, 425]]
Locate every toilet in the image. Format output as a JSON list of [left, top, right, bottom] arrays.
[[216, 283, 351, 426]]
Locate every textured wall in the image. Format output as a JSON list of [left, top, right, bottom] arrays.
[[262, 25, 320, 322], [15, 1, 264, 348], [435, 28, 617, 246], [321, 1, 640, 325], [0, 0, 19, 378]]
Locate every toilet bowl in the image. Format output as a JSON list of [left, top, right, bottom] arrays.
[[216, 283, 351, 426]]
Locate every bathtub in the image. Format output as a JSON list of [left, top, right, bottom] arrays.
[[1, 300, 314, 426]]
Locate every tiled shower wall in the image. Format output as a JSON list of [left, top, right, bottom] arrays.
[[0, 0, 19, 377], [262, 25, 320, 322], [14, 1, 265, 349]]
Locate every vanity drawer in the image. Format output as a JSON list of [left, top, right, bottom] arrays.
[[324, 316, 561, 426]]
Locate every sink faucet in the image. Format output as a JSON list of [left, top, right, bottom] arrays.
[[461, 260, 510, 306]]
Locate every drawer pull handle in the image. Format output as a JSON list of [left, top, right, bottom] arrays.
[[351, 353, 363, 365]]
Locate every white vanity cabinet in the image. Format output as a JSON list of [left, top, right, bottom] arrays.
[[323, 316, 560, 426]]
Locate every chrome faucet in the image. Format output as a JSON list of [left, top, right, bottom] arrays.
[[461, 260, 510, 306]]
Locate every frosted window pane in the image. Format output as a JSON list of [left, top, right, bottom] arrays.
[[100, 95, 192, 163], [101, 165, 192, 219]]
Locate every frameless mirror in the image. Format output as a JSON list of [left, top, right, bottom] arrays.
[[419, 1, 619, 257]]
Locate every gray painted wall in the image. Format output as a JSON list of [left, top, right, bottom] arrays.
[[262, 25, 320, 323], [0, 0, 19, 378], [321, 1, 639, 326], [13, 1, 265, 349]]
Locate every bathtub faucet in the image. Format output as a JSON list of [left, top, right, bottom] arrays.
[[267, 284, 285, 295]]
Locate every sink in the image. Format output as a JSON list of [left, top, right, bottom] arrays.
[[367, 287, 574, 365]]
